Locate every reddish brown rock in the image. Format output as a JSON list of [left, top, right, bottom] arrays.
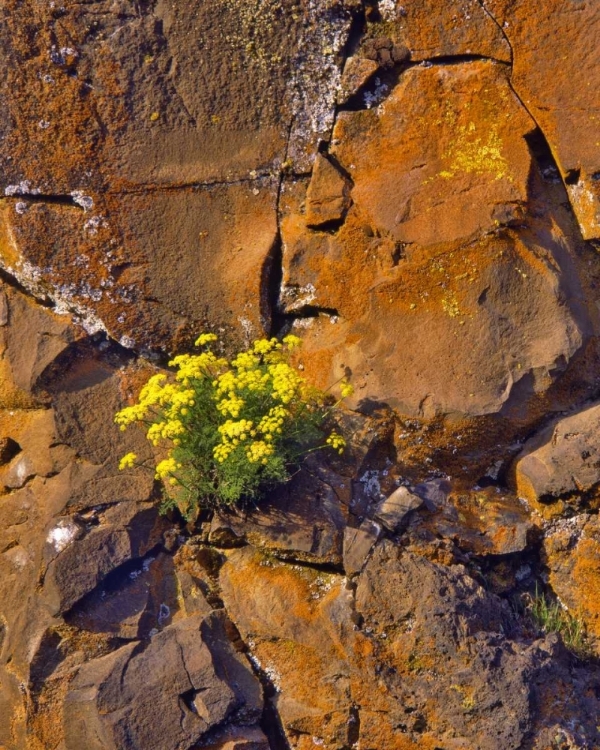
[[410, 484, 536, 557], [484, 0, 600, 239], [372, 0, 511, 62], [305, 154, 352, 228], [513, 402, 600, 517], [220, 542, 600, 750], [0, 1, 356, 351], [543, 515, 600, 650], [281, 62, 588, 420], [1, 186, 279, 351]]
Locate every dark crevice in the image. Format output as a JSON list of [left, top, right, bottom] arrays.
[[105, 173, 277, 196], [565, 167, 581, 186], [284, 304, 339, 319], [339, 3, 367, 61], [3, 175, 278, 204], [0, 266, 55, 308], [3, 193, 83, 209], [524, 129, 563, 183], [266, 550, 344, 576], [265, 231, 284, 339], [322, 151, 355, 186], [347, 704, 361, 747], [411, 54, 510, 67], [260, 692, 291, 750]]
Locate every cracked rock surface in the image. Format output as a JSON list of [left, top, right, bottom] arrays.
[[1, 1, 600, 749]]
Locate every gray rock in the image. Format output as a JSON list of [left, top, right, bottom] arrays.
[[210, 465, 349, 565], [43, 501, 167, 614], [374, 486, 423, 532], [413, 478, 451, 510], [63, 612, 262, 750]]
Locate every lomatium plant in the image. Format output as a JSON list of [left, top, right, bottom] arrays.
[[115, 333, 352, 518]]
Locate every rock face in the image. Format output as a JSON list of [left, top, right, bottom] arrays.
[[219, 541, 600, 750], [63, 612, 263, 750], [513, 402, 600, 516], [0, 1, 599, 749]]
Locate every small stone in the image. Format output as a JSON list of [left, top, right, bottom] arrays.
[[374, 486, 423, 532], [339, 55, 379, 102]]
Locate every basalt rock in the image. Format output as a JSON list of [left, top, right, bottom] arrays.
[[63, 612, 263, 750], [513, 401, 600, 517], [0, 2, 599, 748], [219, 541, 600, 750]]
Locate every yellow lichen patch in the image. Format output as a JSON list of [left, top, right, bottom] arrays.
[[440, 121, 509, 181]]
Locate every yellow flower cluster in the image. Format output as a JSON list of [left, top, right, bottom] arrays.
[[216, 392, 245, 418], [257, 405, 288, 439], [326, 432, 346, 454], [155, 456, 181, 480], [116, 330, 350, 514], [170, 351, 226, 387], [195, 332, 218, 346], [146, 418, 186, 446], [252, 337, 281, 355], [214, 418, 254, 462], [118, 452, 137, 470], [246, 440, 274, 464], [282, 334, 302, 349], [269, 362, 303, 404]]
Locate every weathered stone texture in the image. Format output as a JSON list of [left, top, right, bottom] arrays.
[[63, 612, 263, 750], [484, 0, 600, 239], [0, 1, 599, 748]]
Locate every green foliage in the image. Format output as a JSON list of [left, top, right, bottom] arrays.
[[526, 585, 589, 658], [115, 333, 352, 519]]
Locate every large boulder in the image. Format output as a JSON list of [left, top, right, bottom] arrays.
[[63, 612, 263, 750], [280, 60, 589, 420], [219, 541, 600, 750], [513, 402, 600, 516]]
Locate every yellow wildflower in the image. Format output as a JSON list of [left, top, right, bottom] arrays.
[[340, 379, 354, 399], [118, 452, 137, 470], [282, 334, 302, 349], [326, 432, 346, 455], [195, 332, 218, 346]]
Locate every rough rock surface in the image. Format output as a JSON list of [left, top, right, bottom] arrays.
[[543, 515, 600, 646], [0, 1, 599, 749], [63, 612, 263, 750], [219, 541, 600, 750], [514, 401, 600, 516]]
